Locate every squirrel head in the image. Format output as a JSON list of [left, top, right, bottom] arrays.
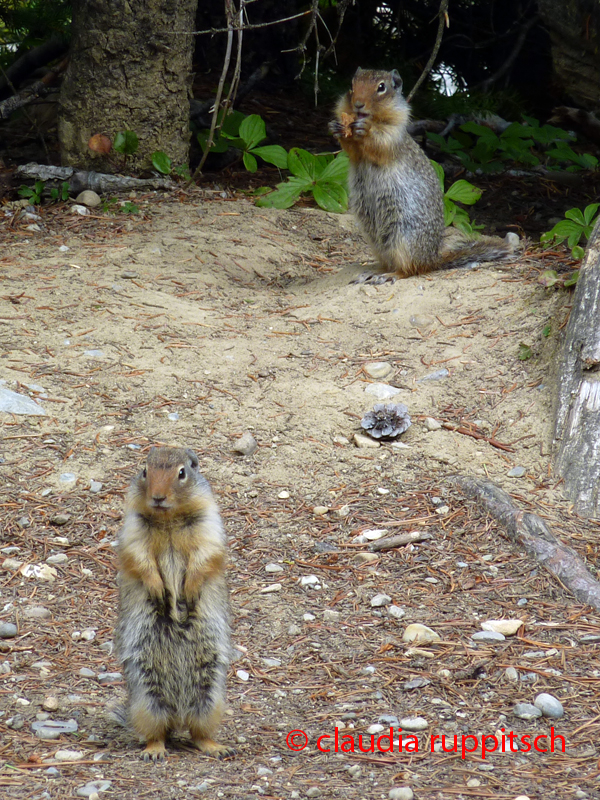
[[132, 446, 210, 518], [349, 68, 403, 111]]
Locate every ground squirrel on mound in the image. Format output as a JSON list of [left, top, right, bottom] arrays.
[[329, 68, 516, 279], [115, 446, 234, 762]]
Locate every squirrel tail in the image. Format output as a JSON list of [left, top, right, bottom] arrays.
[[437, 232, 519, 271]]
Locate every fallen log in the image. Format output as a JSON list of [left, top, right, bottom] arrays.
[[453, 475, 600, 611], [16, 163, 173, 194]]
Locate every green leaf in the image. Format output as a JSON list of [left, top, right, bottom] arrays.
[[564, 270, 579, 286], [443, 197, 457, 227], [312, 181, 348, 213], [429, 159, 445, 189], [220, 109, 246, 137], [567, 229, 583, 248], [239, 114, 266, 150], [584, 204, 600, 225], [565, 208, 586, 225], [539, 270, 558, 287], [445, 179, 482, 205], [197, 130, 229, 153], [151, 151, 172, 174], [113, 130, 139, 155], [288, 148, 318, 180], [18, 186, 35, 199], [518, 343, 532, 361], [571, 246, 586, 260], [251, 145, 289, 169], [255, 176, 310, 209], [542, 324, 552, 338], [243, 151, 258, 172], [319, 152, 349, 182]]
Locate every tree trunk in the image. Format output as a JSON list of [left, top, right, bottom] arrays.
[[537, 0, 600, 108], [58, 0, 197, 172], [554, 218, 600, 518]]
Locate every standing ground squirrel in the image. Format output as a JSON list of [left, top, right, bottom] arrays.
[[330, 68, 516, 279], [115, 446, 234, 762]]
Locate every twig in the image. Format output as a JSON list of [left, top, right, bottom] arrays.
[[407, 0, 449, 103], [369, 531, 433, 552]]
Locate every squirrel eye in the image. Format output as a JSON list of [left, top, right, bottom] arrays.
[[178, 467, 186, 480], [377, 82, 386, 93], [141, 468, 147, 479]]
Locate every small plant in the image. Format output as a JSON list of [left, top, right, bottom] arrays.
[[120, 200, 140, 214], [518, 343, 532, 361], [50, 181, 70, 203], [255, 148, 349, 213], [538, 269, 579, 289], [113, 130, 139, 156], [18, 180, 45, 205], [540, 203, 599, 259], [198, 112, 287, 172], [101, 197, 139, 215], [430, 161, 482, 235]]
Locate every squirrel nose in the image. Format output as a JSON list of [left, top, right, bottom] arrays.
[[354, 100, 365, 110], [152, 495, 167, 505]]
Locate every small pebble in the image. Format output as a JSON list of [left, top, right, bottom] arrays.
[[278, 490, 290, 499], [80, 628, 96, 641], [76, 781, 112, 797], [424, 417, 442, 431], [50, 514, 71, 526], [313, 506, 329, 516], [467, 778, 481, 788], [260, 583, 282, 593], [236, 670, 250, 681], [265, 563, 283, 573], [233, 432, 258, 455], [364, 361, 393, 379], [75, 190, 101, 208], [347, 764, 362, 779], [31, 719, 78, 739], [303, 613, 316, 622], [46, 767, 60, 777], [262, 658, 281, 668], [517, 598, 528, 606], [388, 605, 406, 619], [47, 553, 68, 565], [508, 466, 527, 478], [300, 575, 320, 587], [471, 630, 506, 643], [42, 697, 59, 712], [481, 619, 522, 636], [2, 558, 23, 570], [364, 382, 401, 400], [534, 692, 564, 718], [418, 368, 449, 381], [362, 528, 388, 540], [55, 749, 84, 762], [367, 723, 384, 734], [97, 672, 122, 685], [389, 788, 413, 800], [513, 703, 542, 721], [90, 481, 103, 493], [402, 623, 440, 644], [399, 716, 428, 731], [505, 667, 519, 682], [306, 788, 322, 798], [403, 677, 430, 691], [120, 270, 138, 279], [371, 593, 391, 608], [337, 504, 351, 517], [59, 245, 69, 252], [79, 668, 96, 678], [323, 610, 340, 622], [59, 473, 77, 489], [0, 623, 17, 639], [353, 433, 380, 448]]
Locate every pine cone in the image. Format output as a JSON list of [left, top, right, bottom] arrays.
[[360, 403, 411, 439]]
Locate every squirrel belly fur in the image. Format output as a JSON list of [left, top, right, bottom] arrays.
[[329, 67, 517, 278]]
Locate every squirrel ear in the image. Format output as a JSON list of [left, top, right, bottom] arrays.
[[390, 69, 402, 90], [185, 448, 199, 469], [353, 67, 363, 78]]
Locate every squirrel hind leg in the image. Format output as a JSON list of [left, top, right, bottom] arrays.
[[129, 700, 169, 762], [188, 701, 236, 760]]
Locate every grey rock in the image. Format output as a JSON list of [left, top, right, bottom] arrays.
[[79, 668, 96, 678], [399, 716, 428, 731], [76, 781, 112, 797], [424, 417, 442, 431], [97, 672, 122, 685], [0, 623, 17, 639], [83, 349, 105, 358], [75, 190, 101, 208], [31, 718, 78, 739], [388, 605, 406, 620], [0, 387, 46, 416], [353, 432, 380, 448], [471, 630, 506, 643], [7, 714, 24, 730], [45, 767, 60, 777], [233, 432, 258, 456], [47, 553, 68, 565], [403, 677, 431, 691], [50, 514, 71, 526], [364, 382, 401, 400], [265, 563, 283, 573], [508, 466, 527, 478], [513, 703, 542, 721], [89, 480, 103, 493], [323, 610, 340, 622], [378, 714, 400, 727], [371, 593, 391, 608], [418, 368, 449, 382], [505, 667, 519, 682], [389, 789, 414, 800], [121, 270, 138, 279], [534, 693, 564, 718], [364, 361, 393, 379]]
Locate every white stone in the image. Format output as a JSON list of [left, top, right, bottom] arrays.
[[278, 490, 290, 499], [534, 693, 564, 719], [481, 619, 523, 636], [354, 433, 380, 448], [389, 789, 413, 800], [313, 506, 329, 516], [236, 670, 250, 681], [265, 563, 283, 573], [402, 623, 440, 644], [388, 605, 406, 619], [399, 716, 428, 731], [424, 417, 442, 431], [362, 528, 388, 540], [371, 594, 391, 608], [54, 749, 84, 761], [364, 383, 401, 400]]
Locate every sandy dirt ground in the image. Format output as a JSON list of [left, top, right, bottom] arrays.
[[1, 191, 600, 800]]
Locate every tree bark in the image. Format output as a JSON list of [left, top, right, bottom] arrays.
[[537, 0, 600, 108], [58, 0, 197, 172], [554, 218, 600, 518]]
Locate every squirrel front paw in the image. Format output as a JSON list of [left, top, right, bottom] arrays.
[[351, 116, 369, 138], [328, 120, 345, 139]]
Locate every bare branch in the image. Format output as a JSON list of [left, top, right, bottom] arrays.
[[407, 0, 449, 103]]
